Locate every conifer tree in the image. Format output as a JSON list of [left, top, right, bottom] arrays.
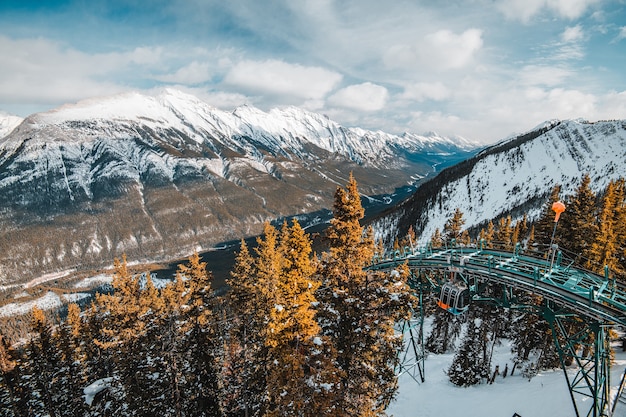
[[478, 221, 495, 248], [511, 221, 521, 250], [494, 216, 512, 250], [508, 294, 562, 377], [22, 307, 61, 417], [586, 179, 623, 276], [430, 228, 443, 247], [399, 225, 417, 250], [317, 174, 414, 416], [443, 208, 466, 245], [425, 292, 463, 355], [178, 252, 223, 417], [448, 319, 483, 387], [264, 219, 335, 417], [53, 303, 89, 416], [162, 274, 189, 417], [92, 256, 161, 415], [224, 239, 265, 417], [559, 174, 597, 262], [0, 333, 21, 417], [519, 214, 529, 241], [469, 291, 504, 381], [614, 179, 626, 281], [526, 225, 536, 253], [534, 185, 562, 250], [225, 225, 283, 417]]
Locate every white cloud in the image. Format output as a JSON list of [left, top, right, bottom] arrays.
[[496, 0, 599, 22], [495, 0, 547, 22], [0, 36, 165, 107], [384, 29, 483, 71], [543, 88, 597, 115], [328, 82, 389, 111], [546, 0, 599, 20], [401, 82, 451, 102], [518, 65, 572, 87], [597, 90, 626, 118], [0, 39, 105, 105], [617, 26, 626, 41], [154, 61, 213, 84], [223, 59, 342, 100], [561, 25, 584, 43]]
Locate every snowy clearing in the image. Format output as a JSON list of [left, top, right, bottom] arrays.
[[389, 337, 626, 417]]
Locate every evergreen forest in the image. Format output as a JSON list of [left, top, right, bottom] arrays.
[[1, 174, 625, 416]]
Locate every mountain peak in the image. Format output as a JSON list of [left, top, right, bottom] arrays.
[[5, 88, 481, 164], [0, 111, 23, 139]]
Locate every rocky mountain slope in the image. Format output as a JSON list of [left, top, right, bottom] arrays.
[[0, 89, 477, 284], [370, 119, 626, 246]]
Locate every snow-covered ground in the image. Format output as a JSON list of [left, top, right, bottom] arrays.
[[389, 334, 626, 417]]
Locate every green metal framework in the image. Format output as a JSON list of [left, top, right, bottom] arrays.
[[369, 242, 626, 417]]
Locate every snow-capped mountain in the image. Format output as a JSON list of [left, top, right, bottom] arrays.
[[0, 89, 478, 284], [370, 119, 626, 246], [0, 111, 23, 139]]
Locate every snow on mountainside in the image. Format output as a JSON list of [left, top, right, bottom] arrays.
[[371, 119, 626, 246], [6, 88, 475, 166], [0, 89, 478, 285], [0, 111, 23, 139]]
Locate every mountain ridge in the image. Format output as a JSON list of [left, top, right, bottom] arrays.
[[0, 89, 479, 285], [369, 118, 626, 247]]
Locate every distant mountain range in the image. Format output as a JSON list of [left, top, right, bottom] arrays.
[[0, 89, 478, 284], [370, 119, 626, 246]]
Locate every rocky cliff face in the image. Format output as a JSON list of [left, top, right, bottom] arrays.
[[0, 89, 477, 284]]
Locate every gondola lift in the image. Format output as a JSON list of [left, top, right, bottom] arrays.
[[436, 267, 470, 315]]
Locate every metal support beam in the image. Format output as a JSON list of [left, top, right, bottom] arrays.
[[543, 302, 611, 417], [396, 271, 426, 383]]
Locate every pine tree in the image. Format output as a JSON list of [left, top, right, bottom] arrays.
[[178, 252, 223, 417], [614, 179, 626, 282], [511, 221, 521, 250], [560, 174, 598, 265], [526, 225, 536, 253], [22, 307, 61, 417], [430, 228, 443, 247], [478, 220, 495, 249], [425, 297, 463, 354], [225, 237, 271, 417], [92, 256, 162, 415], [494, 216, 512, 250], [264, 219, 332, 417], [0, 333, 21, 417], [224, 239, 265, 417], [398, 225, 417, 251], [159, 273, 188, 417], [534, 185, 562, 251], [317, 174, 414, 416], [508, 293, 560, 378], [519, 214, 529, 241], [448, 319, 483, 387], [53, 303, 89, 416], [443, 208, 466, 245], [469, 291, 505, 381], [586, 179, 623, 275]]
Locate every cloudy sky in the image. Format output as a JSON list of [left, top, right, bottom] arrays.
[[1, 0, 625, 143]]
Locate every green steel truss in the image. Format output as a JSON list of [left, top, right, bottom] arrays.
[[369, 243, 626, 417]]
